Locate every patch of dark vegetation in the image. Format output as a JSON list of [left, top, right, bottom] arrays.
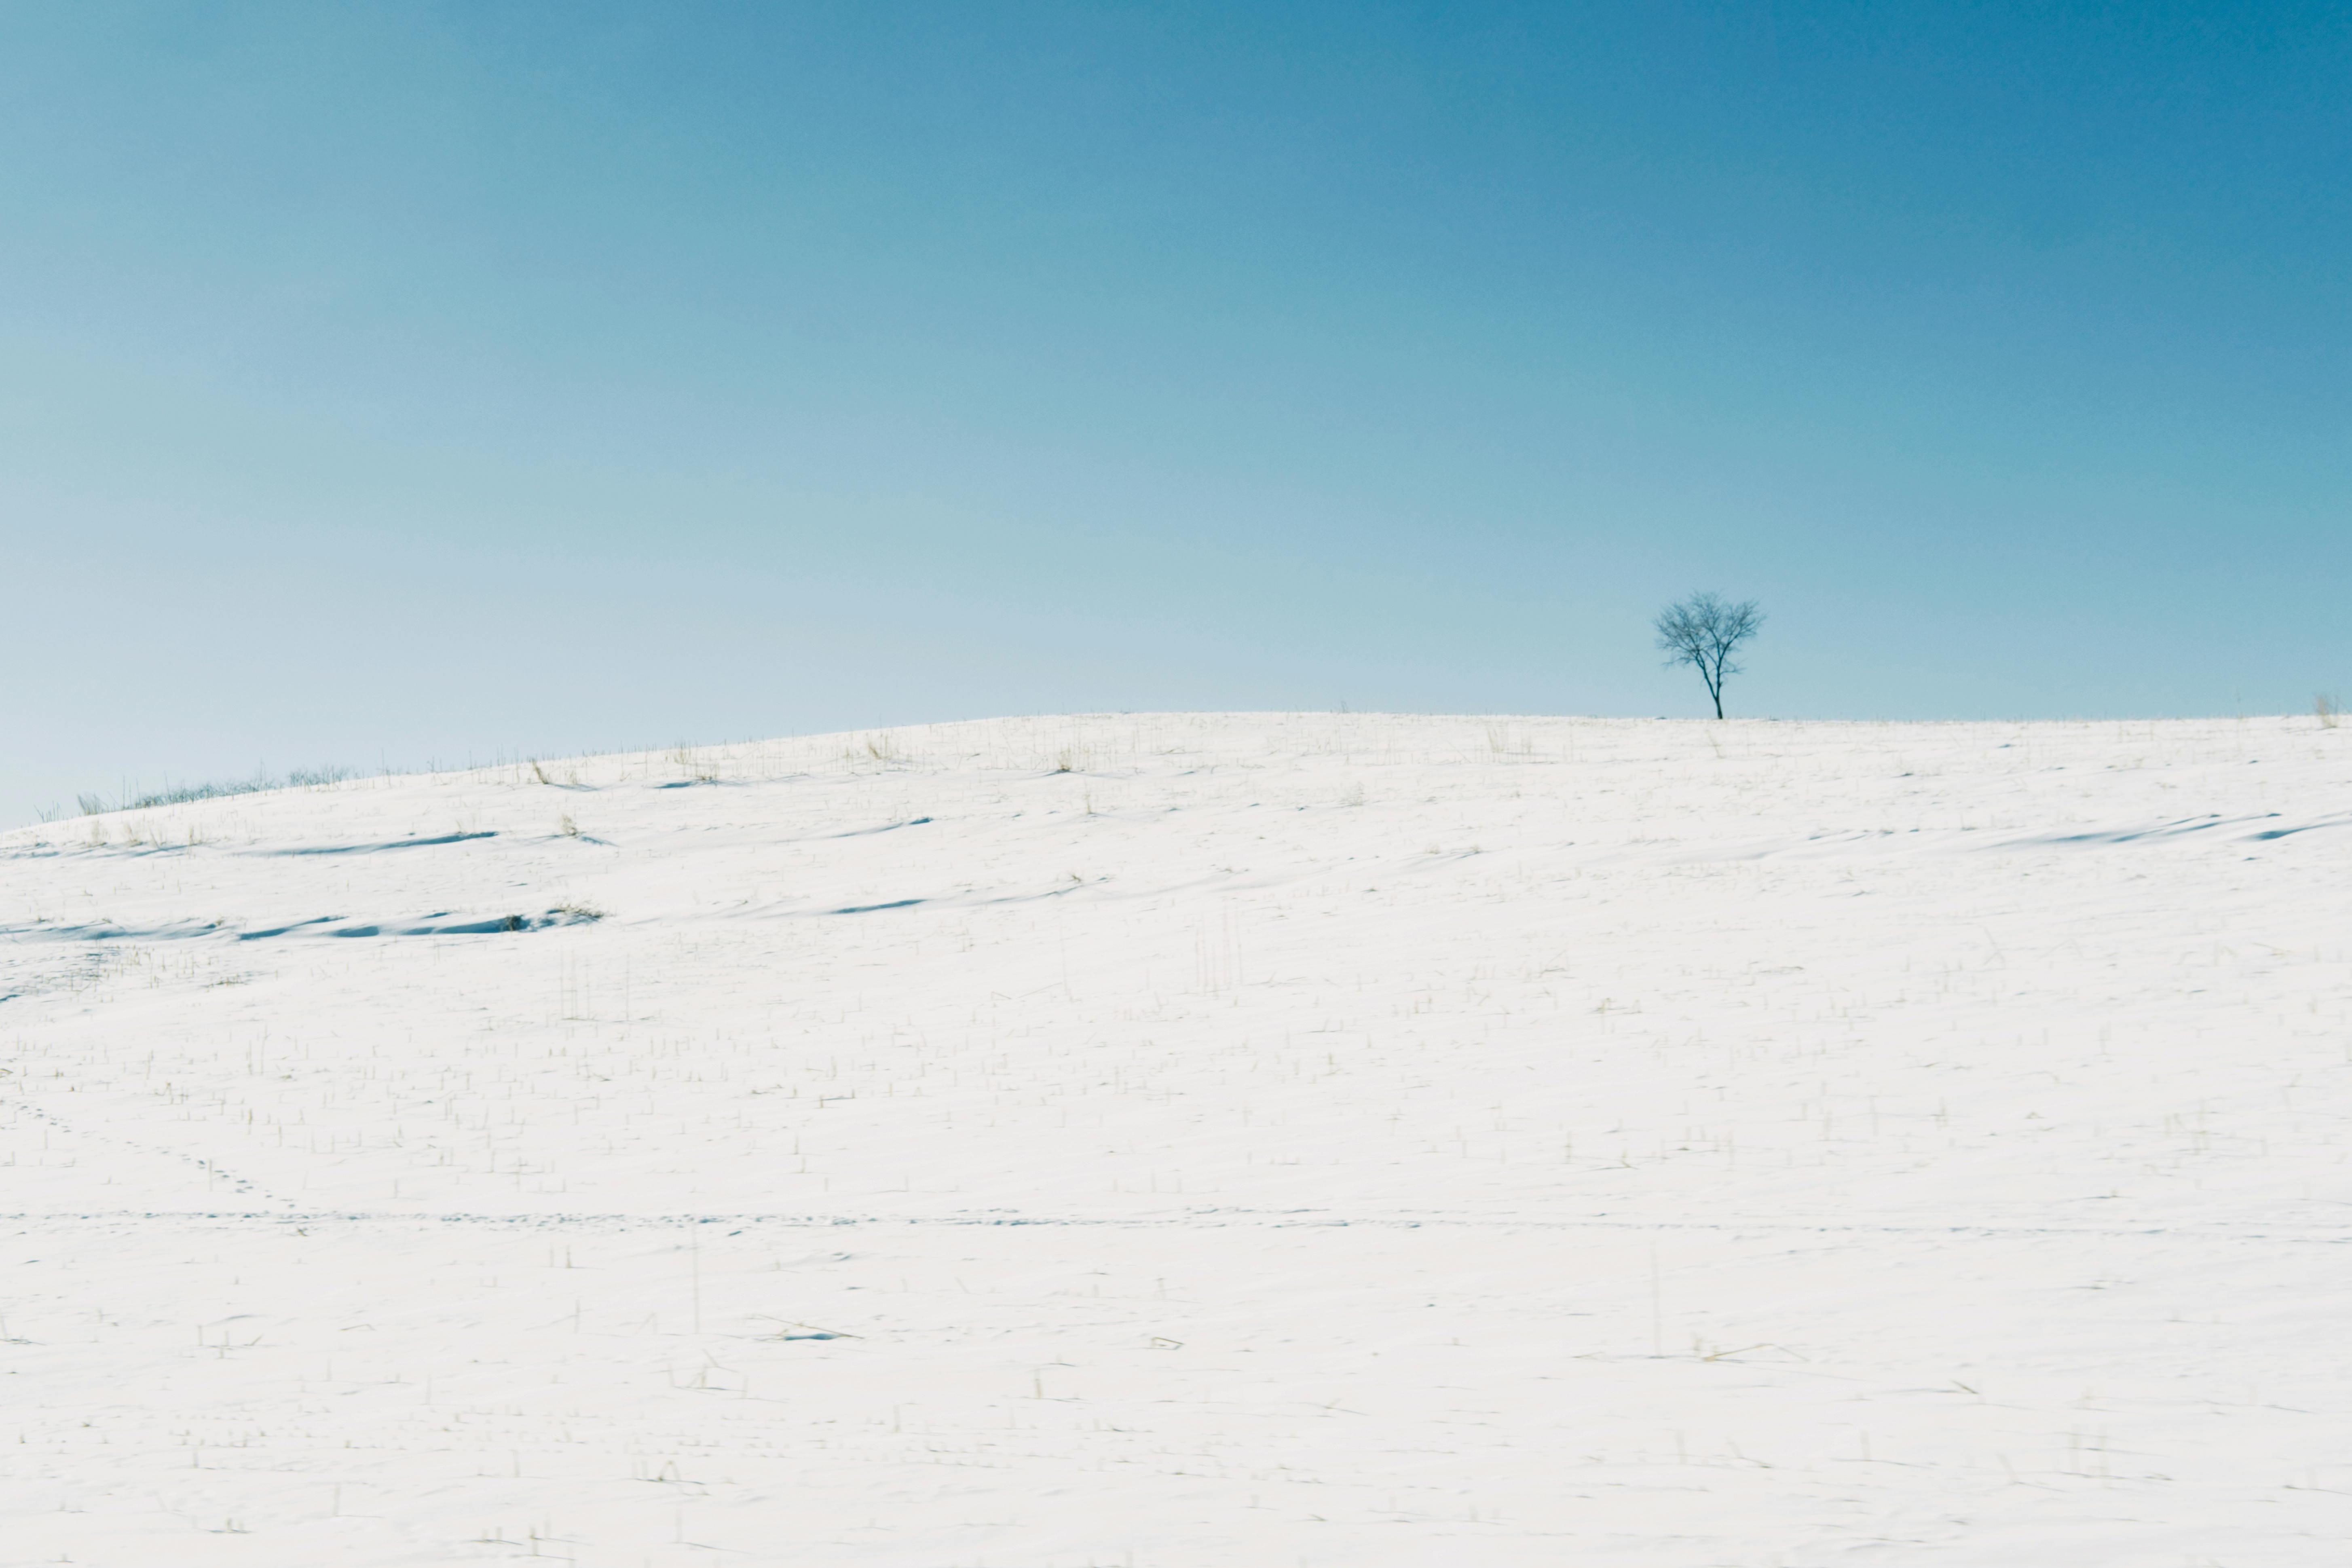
[[76, 766, 357, 817]]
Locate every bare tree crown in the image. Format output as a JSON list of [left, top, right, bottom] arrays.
[[1655, 591, 1764, 719]]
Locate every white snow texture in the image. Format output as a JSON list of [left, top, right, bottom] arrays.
[[3, 712, 2348, 1565]]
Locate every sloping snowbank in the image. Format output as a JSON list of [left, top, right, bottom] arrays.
[[4, 713, 2348, 1564]]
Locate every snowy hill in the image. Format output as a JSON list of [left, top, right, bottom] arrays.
[[4, 712, 2349, 1565]]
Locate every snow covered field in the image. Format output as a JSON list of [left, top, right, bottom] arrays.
[[4, 711, 2349, 1566]]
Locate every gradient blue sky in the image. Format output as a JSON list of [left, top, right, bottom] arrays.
[[7, 2, 2350, 821]]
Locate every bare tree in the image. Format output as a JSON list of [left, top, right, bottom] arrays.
[[1654, 591, 1764, 719]]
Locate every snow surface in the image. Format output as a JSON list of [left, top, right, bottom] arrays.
[[3, 712, 2350, 1565]]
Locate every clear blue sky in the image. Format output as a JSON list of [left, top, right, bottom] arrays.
[[6, 2, 2349, 821]]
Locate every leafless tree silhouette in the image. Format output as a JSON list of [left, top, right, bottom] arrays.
[[1654, 592, 1764, 719]]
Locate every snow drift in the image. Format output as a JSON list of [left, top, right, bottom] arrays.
[[3, 713, 2348, 1565]]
